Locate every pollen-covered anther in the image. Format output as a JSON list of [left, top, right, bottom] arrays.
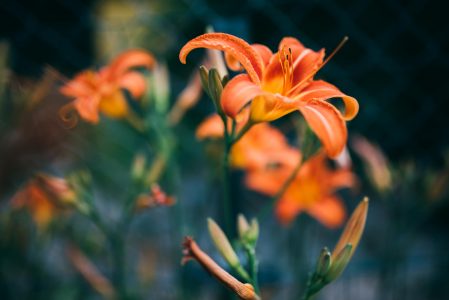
[[278, 46, 294, 94]]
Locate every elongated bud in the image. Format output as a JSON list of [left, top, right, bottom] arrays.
[[199, 65, 210, 94], [332, 197, 369, 261], [237, 214, 259, 246], [315, 247, 332, 277], [207, 218, 240, 268], [205, 25, 228, 78], [208, 69, 224, 113], [36, 173, 77, 205], [150, 62, 170, 113], [237, 214, 250, 239], [131, 153, 146, 181], [325, 244, 353, 281]]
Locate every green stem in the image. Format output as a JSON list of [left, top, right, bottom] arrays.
[[222, 132, 233, 237], [244, 245, 259, 294], [231, 120, 253, 145]]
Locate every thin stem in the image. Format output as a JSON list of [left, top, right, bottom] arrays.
[[244, 245, 259, 294], [231, 120, 253, 145], [222, 132, 233, 237]]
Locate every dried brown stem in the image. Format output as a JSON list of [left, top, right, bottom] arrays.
[[182, 237, 260, 300]]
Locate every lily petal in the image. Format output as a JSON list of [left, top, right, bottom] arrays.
[[73, 96, 101, 123], [119, 71, 147, 99], [279, 37, 306, 51], [252, 44, 273, 66], [250, 93, 297, 122], [221, 74, 263, 118], [275, 195, 305, 225], [60, 71, 97, 98], [328, 169, 357, 191], [296, 80, 359, 120], [297, 100, 347, 158], [179, 33, 264, 84], [196, 114, 225, 139], [307, 196, 346, 228], [108, 49, 155, 79]]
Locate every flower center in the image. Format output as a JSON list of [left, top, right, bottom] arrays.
[[278, 46, 293, 95]]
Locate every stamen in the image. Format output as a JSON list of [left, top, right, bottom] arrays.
[[278, 46, 294, 94], [288, 36, 348, 95]]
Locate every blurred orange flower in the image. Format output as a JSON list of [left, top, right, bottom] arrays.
[[350, 135, 392, 192], [180, 33, 358, 158], [246, 153, 356, 228], [60, 49, 155, 124], [196, 111, 300, 170], [11, 173, 77, 228]]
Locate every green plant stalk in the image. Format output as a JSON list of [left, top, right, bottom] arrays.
[[301, 273, 328, 300], [222, 121, 234, 238], [244, 245, 259, 294]]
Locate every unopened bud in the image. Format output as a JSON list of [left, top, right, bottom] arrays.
[[207, 218, 241, 268], [208, 69, 224, 114], [237, 214, 259, 246], [36, 173, 77, 205], [131, 153, 146, 181], [332, 197, 368, 261], [326, 244, 353, 281], [199, 65, 210, 96], [237, 214, 250, 239], [315, 247, 332, 277]]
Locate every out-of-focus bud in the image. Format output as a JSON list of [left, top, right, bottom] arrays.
[[11, 173, 81, 228], [237, 214, 250, 239], [199, 65, 210, 94], [66, 245, 116, 299], [334, 146, 352, 169], [207, 218, 240, 268], [36, 173, 77, 205], [134, 184, 175, 213], [205, 25, 228, 79], [351, 135, 392, 192], [315, 247, 332, 277], [149, 63, 170, 113], [168, 70, 203, 126], [208, 69, 224, 115], [131, 153, 147, 182], [237, 214, 259, 246]]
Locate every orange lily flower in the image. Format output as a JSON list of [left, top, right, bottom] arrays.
[[180, 33, 358, 157], [60, 49, 155, 124], [196, 111, 300, 170], [11, 173, 77, 228], [246, 152, 356, 228]]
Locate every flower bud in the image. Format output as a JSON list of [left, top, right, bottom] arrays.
[[237, 214, 259, 246], [150, 63, 170, 113], [208, 69, 224, 114], [131, 153, 146, 182], [332, 197, 368, 261], [325, 244, 353, 281], [315, 247, 332, 277], [207, 218, 240, 268], [199, 65, 210, 95]]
